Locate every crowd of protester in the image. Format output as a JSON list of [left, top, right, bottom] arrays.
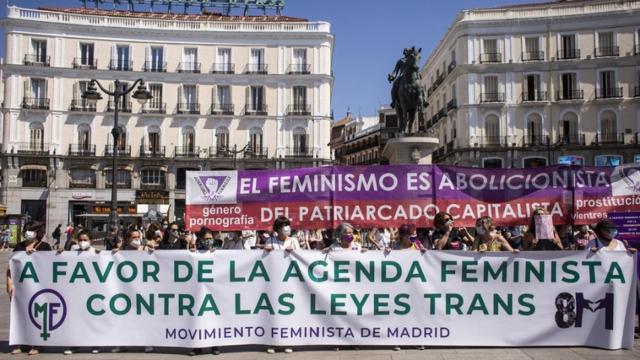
[[4, 209, 637, 355]]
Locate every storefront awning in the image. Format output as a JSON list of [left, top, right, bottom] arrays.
[[20, 164, 48, 171]]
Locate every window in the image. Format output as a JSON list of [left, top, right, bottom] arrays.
[[523, 157, 547, 168], [292, 49, 308, 73], [558, 155, 584, 166], [484, 114, 500, 145], [114, 45, 130, 70], [249, 49, 265, 73], [182, 126, 195, 153], [115, 126, 127, 151], [176, 168, 198, 190], [30, 78, 46, 99], [482, 76, 499, 101], [292, 86, 307, 113], [141, 169, 165, 186], [597, 32, 617, 57], [79, 43, 94, 66], [148, 84, 163, 110], [523, 74, 541, 101], [22, 169, 47, 188], [30, 39, 47, 63], [560, 73, 579, 99], [560, 112, 579, 144], [600, 110, 618, 143], [29, 122, 44, 151], [179, 85, 198, 113], [248, 86, 265, 112], [215, 48, 232, 73], [524, 37, 542, 60], [182, 48, 199, 72], [147, 46, 164, 72], [595, 155, 622, 167], [482, 39, 499, 62], [526, 113, 543, 145], [70, 169, 95, 188], [560, 34, 578, 59], [147, 126, 161, 152], [598, 71, 618, 98], [249, 128, 263, 154], [216, 127, 229, 150], [105, 170, 131, 188], [482, 158, 503, 169], [293, 128, 308, 154], [217, 85, 231, 108], [78, 124, 91, 150]]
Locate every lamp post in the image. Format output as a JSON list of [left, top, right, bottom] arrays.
[[82, 79, 152, 236]]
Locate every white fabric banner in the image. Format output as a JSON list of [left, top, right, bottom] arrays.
[[9, 250, 637, 349]]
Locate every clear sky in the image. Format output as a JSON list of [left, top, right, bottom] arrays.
[[1, 0, 546, 119]]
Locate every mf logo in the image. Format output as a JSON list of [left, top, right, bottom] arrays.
[[28, 289, 67, 340], [555, 292, 614, 330]]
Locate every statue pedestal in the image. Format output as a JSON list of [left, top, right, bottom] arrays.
[[382, 136, 440, 165]]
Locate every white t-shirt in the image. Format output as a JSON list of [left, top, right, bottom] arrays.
[[376, 230, 391, 249], [222, 239, 250, 250], [265, 236, 300, 250], [592, 238, 627, 252], [330, 242, 362, 251], [241, 230, 257, 248]]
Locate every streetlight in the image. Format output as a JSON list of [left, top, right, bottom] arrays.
[[82, 79, 152, 236]]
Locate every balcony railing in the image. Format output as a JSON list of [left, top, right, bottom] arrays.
[[522, 51, 544, 61], [557, 48, 580, 60], [178, 62, 201, 73], [595, 133, 625, 145], [22, 97, 50, 110], [437, 108, 446, 120], [72, 57, 97, 69], [141, 102, 166, 114], [106, 100, 132, 113], [633, 86, 639, 98], [244, 147, 268, 159], [595, 87, 623, 99], [446, 98, 457, 111], [287, 64, 311, 74], [209, 147, 233, 158], [104, 145, 131, 156], [70, 99, 96, 112], [211, 63, 235, 74], [286, 104, 311, 115], [69, 180, 96, 189], [479, 52, 501, 63], [635, 44, 640, 56], [285, 147, 314, 158], [140, 146, 166, 157], [174, 146, 201, 158], [68, 144, 96, 156], [140, 183, 166, 191], [15, 142, 49, 155], [474, 136, 507, 148], [245, 63, 268, 74], [523, 135, 550, 146], [177, 103, 200, 115], [521, 91, 548, 102], [479, 92, 504, 103], [556, 133, 586, 146], [447, 61, 456, 74], [109, 59, 133, 71], [595, 46, 619, 58], [24, 54, 50, 66], [556, 89, 584, 101], [143, 61, 167, 72], [445, 141, 455, 153], [244, 104, 268, 115], [210, 103, 234, 115]]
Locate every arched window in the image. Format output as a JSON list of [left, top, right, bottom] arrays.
[[216, 127, 229, 151], [526, 113, 543, 145], [182, 126, 195, 153], [600, 110, 618, 143], [560, 112, 579, 144], [249, 127, 263, 155], [105, 168, 132, 189], [78, 124, 91, 151], [29, 122, 44, 151], [70, 168, 95, 188], [484, 114, 500, 145], [293, 127, 308, 156]]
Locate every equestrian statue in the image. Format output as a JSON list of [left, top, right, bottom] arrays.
[[388, 47, 428, 135]]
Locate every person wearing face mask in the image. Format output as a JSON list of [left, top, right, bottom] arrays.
[[474, 217, 517, 253], [522, 209, 563, 251], [574, 224, 597, 250], [222, 231, 250, 250], [432, 212, 474, 251], [195, 229, 217, 252], [590, 219, 637, 253], [113, 230, 144, 253], [159, 223, 186, 250], [390, 223, 425, 252], [264, 216, 300, 252], [328, 223, 366, 252]]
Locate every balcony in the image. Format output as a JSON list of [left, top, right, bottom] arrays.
[[72, 57, 97, 69], [244, 104, 268, 116], [286, 104, 311, 116], [556, 89, 584, 101], [595, 46, 619, 58], [557, 48, 580, 60], [523, 135, 551, 147], [140, 146, 166, 158], [210, 103, 234, 115], [595, 133, 625, 145], [209, 146, 233, 158], [245, 63, 268, 74], [143, 61, 167, 72], [521, 91, 548, 102], [22, 97, 50, 110], [211, 63, 235, 74], [104, 145, 131, 156], [141, 102, 166, 114], [68, 144, 96, 156], [446, 98, 457, 111], [522, 51, 544, 62], [285, 147, 314, 158], [15, 142, 49, 155], [70, 99, 96, 112], [244, 147, 268, 159], [447, 61, 456, 74], [595, 87, 623, 100], [445, 141, 454, 153], [178, 62, 201, 73], [479, 92, 505, 103], [474, 136, 507, 148], [109, 59, 133, 71], [106, 100, 132, 113], [556, 133, 586, 146], [174, 146, 201, 158], [479, 52, 501, 64], [177, 103, 200, 115], [24, 54, 50, 66], [287, 64, 311, 74]]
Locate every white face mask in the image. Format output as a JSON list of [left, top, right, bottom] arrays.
[[79, 241, 90, 250], [476, 226, 486, 236], [281, 226, 291, 237], [71, 244, 80, 251], [24, 231, 36, 241], [130, 239, 141, 247]]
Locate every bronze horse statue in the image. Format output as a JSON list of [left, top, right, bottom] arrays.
[[388, 47, 428, 135]]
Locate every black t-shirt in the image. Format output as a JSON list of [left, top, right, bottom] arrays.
[[14, 240, 52, 252], [432, 228, 465, 250], [159, 240, 186, 250]]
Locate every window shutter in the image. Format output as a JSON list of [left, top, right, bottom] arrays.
[[73, 82, 78, 101], [245, 86, 251, 110], [44, 79, 48, 99], [195, 84, 199, 105], [178, 85, 183, 108], [211, 86, 217, 108], [145, 46, 151, 68], [24, 79, 29, 99], [111, 45, 117, 67]]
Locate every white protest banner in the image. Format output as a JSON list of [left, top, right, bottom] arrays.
[[9, 250, 636, 349]]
